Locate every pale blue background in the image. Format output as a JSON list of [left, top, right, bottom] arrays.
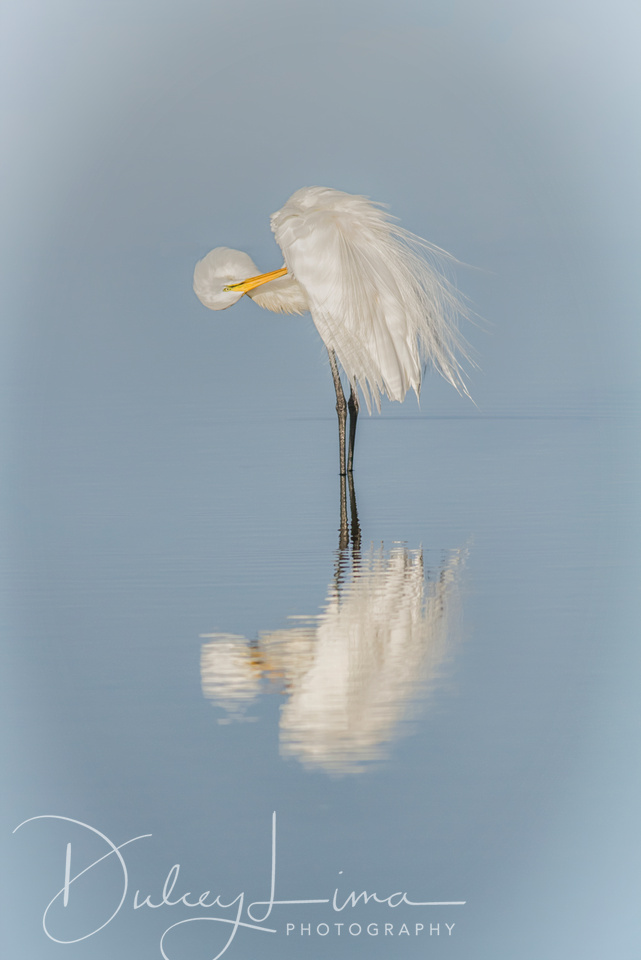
[[1, 1, 639, 959]]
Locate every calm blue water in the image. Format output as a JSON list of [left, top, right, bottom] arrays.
[[3, 391, 639, 960]]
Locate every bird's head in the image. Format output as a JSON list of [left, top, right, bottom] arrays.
[[193, 247, 266, 310], [193, 246, 303, 314]]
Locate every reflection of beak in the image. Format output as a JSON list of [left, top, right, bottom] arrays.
[[224, 266, 288, 293], [249, 652, 284, 681]]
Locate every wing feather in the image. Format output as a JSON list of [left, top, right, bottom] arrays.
[[272, 187, 471, 411]]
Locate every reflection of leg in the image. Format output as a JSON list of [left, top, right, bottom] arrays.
[[328, 349, 347, 477], [347, 384, 359, 474], [339, 470, 349, 551], [347, 470, 361, 551]]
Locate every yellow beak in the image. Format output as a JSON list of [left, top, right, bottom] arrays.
[[224, 266, 288, 293]]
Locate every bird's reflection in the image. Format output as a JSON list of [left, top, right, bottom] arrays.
[[201, 477, 466, 774]]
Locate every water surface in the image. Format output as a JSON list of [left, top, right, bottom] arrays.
[[4, 396, 638, 959]]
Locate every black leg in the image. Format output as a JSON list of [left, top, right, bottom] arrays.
[[327, 349, 348, 546], [327, 348, 347, 477], [347, 384, 359, 474]]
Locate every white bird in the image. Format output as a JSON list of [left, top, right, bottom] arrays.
[[193, 186, 470, 474]]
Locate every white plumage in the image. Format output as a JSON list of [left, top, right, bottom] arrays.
[[271, 187, 469, 409], [194, 186, 470, 469]]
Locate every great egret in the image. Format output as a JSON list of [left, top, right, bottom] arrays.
[[193, 186, 470, 475]]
